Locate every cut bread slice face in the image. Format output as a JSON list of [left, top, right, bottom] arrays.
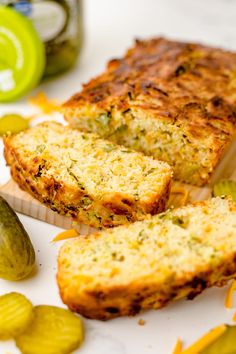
[[57, 197, 236, 320], [3, 121, 172, 228]]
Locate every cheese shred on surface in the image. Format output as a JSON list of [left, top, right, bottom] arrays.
[[29, 92, 61, 114], [167, 184, 189, 208], [224, 280, 236, 309], [52, 229, 79, 242], [181, 324, 226, 354], [172, 338, 183, 354]]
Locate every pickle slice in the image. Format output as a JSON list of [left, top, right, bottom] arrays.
[[0, 292, 33, 340], [201, 325, 236, 354], [213, 180, 236, 202], [0, 114, 29, 136], [15, 305, 84, 354]]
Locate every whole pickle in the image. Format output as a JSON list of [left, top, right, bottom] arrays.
[[0, 196, 35, 280]]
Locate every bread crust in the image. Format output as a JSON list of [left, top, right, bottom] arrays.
[[63, 37, 236, 186], [3, 122, 172, 228], [59, 259, 236, 320], [57, 198, 236, 320]]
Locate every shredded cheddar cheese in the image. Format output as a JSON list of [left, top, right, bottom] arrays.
[[224, 280, 236, 309], [167, 184, 189, 208], [232, 311, 236, 322], [172, 338, 183, 354], [181, 324, 226, 354], [29, 92, 61, 114], [52, 229, 79, 242]]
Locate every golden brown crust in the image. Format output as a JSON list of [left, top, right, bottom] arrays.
[[64, 37, 236, 140], [57, 197, 236, 320], [3, 122, 172, 228], [58, 259, 236, 320]]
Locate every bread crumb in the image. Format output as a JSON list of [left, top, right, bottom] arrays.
[[138, 318, 146, 326]]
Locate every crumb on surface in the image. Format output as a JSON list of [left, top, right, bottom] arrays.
[[138, 318, 146, 326]]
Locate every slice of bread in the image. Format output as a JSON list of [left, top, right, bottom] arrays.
[[3, 121, 172, 228], [57, 197, 236, 320], [63, 37, 236, 186]]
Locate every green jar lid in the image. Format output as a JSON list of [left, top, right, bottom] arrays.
[[0, 6, 45, 102]]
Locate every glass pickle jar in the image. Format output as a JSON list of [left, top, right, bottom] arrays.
[[31, 0, 83, 77], [0, 0, 83, 101]]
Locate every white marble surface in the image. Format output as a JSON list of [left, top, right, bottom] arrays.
[[1, 1, 236, 353]]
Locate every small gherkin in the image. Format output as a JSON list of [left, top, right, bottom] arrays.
[[0, 196, 35, 280]]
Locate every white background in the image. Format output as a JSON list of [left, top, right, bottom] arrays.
[[1, 1, 236, 353]]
